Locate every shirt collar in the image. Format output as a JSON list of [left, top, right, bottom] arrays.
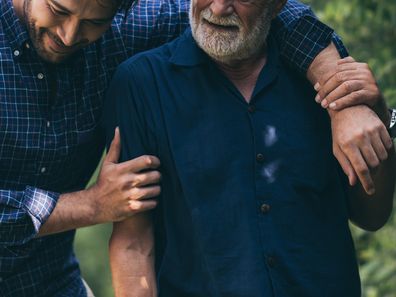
[[170, 27, 280, 97], [1, 0, 30, 50], [169, 28, 209, 66]]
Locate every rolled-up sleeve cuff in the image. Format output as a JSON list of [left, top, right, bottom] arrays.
[[23, 186, 59, 235], [280, 15, 348, 74], [332, 33, 349, 59]]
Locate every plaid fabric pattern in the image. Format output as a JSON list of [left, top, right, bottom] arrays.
[[0, 0, 346, 296]]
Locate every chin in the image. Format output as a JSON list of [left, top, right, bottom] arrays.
[[37, 47, 71, 64]]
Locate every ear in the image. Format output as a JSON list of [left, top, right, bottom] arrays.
[[272, 0, 287, 19]]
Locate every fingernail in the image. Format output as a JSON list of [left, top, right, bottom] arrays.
[[314, 83, 320, 91], [321, 99, 328, 108], [315, 94, 321, 103], [367, 188, 375, 195], [329, 102, 336, 109]]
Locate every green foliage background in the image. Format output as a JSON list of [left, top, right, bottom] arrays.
[[75, 1, 396, 296]]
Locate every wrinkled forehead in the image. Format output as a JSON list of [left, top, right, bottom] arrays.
[[49, 0, 121, 18]]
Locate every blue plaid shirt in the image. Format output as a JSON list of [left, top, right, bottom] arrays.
[[0, 0, 347, 296]]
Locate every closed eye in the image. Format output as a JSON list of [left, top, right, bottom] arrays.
[[47, 4, 68, 16]]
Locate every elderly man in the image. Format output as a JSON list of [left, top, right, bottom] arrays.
[[105, 0, 395, 296], [1, 0, 364, 295]]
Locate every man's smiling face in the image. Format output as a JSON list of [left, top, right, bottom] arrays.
[[22, 0, 118, 63]]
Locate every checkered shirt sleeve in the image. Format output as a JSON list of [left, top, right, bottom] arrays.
[[273, 0, 349, 74], [0, 188, 59, 246]]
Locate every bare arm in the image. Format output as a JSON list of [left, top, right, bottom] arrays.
[[307, 45, 395, 230], [306, 43, 392, 193], [331, 106, 395, 231], [38, 129, 160, 236], [109, 214, 157, 297]]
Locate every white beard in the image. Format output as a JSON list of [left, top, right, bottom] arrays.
[[189, 2, 274, 64]]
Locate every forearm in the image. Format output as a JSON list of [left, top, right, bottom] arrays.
[[38, 188, 97, 236], [109, 215, 157, 297], [307, 44, 390, 124], [349, 147, 396, 231]]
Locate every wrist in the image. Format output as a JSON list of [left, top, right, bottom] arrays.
[[80, 186, 102, 225], [307, 42, 340, 86]]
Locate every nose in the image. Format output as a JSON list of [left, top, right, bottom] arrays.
[[57, 18, 80, 47], [210, 0, 234, 16]]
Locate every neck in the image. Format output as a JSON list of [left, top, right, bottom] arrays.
[[215, 49, 267, 103], [13, 0, 25, 22]]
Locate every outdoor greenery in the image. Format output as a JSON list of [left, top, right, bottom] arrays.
[[75, 1, 396, 296]]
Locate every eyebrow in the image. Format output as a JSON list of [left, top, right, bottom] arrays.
[[49, 0, 114, 23]]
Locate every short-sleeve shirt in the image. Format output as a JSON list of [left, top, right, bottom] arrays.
[[105, 29, 361, 297]]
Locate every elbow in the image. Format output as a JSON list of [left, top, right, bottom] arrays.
[[351, 209, 392, 232]]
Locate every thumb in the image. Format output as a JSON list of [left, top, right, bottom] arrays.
[[106, 127, 121, 163]]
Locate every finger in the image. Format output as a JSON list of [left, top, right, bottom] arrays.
[[119, 155, 161, 173], [371, 131, 389, 162], [321, 80, 364, 108], [347, 148, 375, 195], [326, 90, 369, 110], [317, 71, 364, 104], [129, 185, 161, 201], [128, 199, 158, 213], [337, 56, 356, 65], [105, 127, 121, 163], [333, 145, 357, 186], [379, 125, 394, 151], [130, 170, 162, 187], [359, 141, 381, 169]]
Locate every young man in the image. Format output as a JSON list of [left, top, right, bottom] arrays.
[[105, 0, 395, 296], [0, 0, 390, 296]]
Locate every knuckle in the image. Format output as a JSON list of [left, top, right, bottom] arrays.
[[129, 187, 143, 200], [144, 155, 153, 166], [357, 166, 369, 176], [335, 72, 344, 83], [129, 201, 142, 211], [343, 81, 351, 92], [131, 176, 142, 187]]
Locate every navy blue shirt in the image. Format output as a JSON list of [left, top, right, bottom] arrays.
[[105, 29, 360, 297]]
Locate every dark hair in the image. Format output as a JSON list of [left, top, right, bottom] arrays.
[[96, 0, 125, 10]]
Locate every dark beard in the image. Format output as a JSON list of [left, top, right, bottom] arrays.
[[23, 0, 67, 63]]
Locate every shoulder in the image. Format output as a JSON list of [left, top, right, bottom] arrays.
[[116, 34, 182, 78]]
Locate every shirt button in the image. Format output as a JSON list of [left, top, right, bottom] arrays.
[[37, 73, 44, 80], [260, 203, 271, 214], [13, 49, 20, 57], [256, 153, 264, 163], [25, 42, 30, 49], [248, 105, 256, 113], [267, 256, 276, 268], [40, 167, 46, 173], [46, 121, 51, 128]]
